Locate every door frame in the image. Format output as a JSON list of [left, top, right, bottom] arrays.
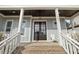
[[32, 20, 47, 42]]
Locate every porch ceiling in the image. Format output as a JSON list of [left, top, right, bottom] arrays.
[[0, 10, 78, 17]]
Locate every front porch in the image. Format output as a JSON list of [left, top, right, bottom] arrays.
[[0, 6, 79, 54]]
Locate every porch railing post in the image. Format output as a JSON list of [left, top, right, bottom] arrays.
[[55, 8, 62, 46]]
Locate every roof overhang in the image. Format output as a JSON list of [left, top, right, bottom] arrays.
[[0, 5, 79, 10], [0, 5, 79, 17]]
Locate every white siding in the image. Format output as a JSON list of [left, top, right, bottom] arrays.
[[21, 19, 32, 42], [0, 17, 3, 31], [12, 19, 19, 30], [0, 16, 32, 43], [47, 19, 57, 41], [0, 16, 66, 43], [47, 19, 66, 42], [60, 19, 67, 34]]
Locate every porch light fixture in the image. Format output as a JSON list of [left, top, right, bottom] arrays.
[[54, 21, 57, 25], [12, 11, 16, 13]]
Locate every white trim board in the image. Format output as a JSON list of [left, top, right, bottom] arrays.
[[0, 5, 79, 10], [0, 13, 69, 18]]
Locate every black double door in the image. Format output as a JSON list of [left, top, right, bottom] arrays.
[[34, 22, 46, 40]]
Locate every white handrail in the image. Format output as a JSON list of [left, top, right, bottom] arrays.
[[0, 31, 21, 54], [61, 32, 79, 45], [0, 32, 19, 45], [60, 32, 79, 54]]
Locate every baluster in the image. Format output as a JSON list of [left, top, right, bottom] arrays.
[[73, 46, 77, 54], [4, 43, 9, 54], [2, 47, 5, 54], [10, 38, 16, 53], [13, 37, 16, 51], [63, 38, 66, 49], [13, 37, 17, 49], [8, 41, 12, 54], [64, 39, 67, 49], [15, 37, 17, 46], [17, 35, 21, 46], [62, 38, 65, 47], [11, 39, 14, 51], [66, 40, 69, 54], [77, 49, 79, 54], [12, 38, 15, 50], [0, 47, 4, 54], [69, 43, 73, 54], [0, 48, 2, 53]]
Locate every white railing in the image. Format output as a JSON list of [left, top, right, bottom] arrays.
[[0, 29, 21, 54], [4, 28, 18, 39], [60, 32, 79, 54]]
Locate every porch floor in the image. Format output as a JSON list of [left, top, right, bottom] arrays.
[[13, 42, 66, 54]]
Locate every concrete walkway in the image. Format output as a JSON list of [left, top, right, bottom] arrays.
[[13, 42, 66, 54]]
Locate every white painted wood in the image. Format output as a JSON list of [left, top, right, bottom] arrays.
[[0, 47, 4, 54], [0, 30, 21, 54], [0, 5, 79, 10], [69, 43, 73, 54], [4, 43, 9, 54], [8, 42, 12, 54], [55, 8, 62, 46], [60, 32, 79, 54], [63, 38, 65, 47], [20, 19, 32, 42], [18, 8, 24, 32], [73, 46, 77, 54], [63, 33, 79, 45], [66, 40, 69, 54]]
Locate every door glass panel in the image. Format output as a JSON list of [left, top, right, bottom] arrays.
[[41, 22, 46, 34], [35, 23, 39, 32], [34, 22, 46, 40]]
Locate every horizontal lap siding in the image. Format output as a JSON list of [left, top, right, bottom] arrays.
[[0, 17, 2, 31], [1, 18, 19, 32], [60, 19, 67, 34], [12, 19, 19, 30], [47, 19, 57, 41], [20, 17, 32, 42], [0, 16, 32, 43], [0, 16, 5, 32], [0, 16, 67, 43], [47, 19, 66, 42]]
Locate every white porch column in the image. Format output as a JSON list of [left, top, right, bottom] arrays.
[[18, 8, 24, 32], [55, 8, 62, 46]]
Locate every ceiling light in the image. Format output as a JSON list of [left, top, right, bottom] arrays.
[[12, 11, 16, 13]]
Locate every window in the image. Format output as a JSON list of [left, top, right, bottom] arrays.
[[6, 21, 12, 32]]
